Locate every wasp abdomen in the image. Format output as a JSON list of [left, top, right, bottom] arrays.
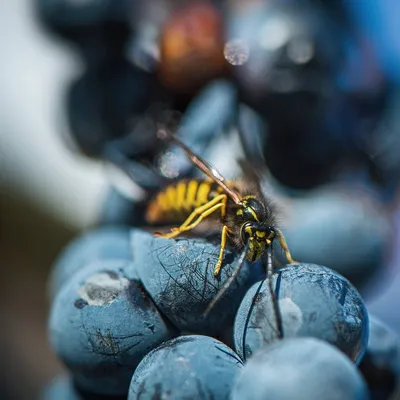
[[146, 179, 224, 224]]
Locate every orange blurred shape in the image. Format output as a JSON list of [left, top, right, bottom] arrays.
[[158, 1, 226, 94]]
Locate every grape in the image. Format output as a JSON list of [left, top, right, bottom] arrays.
[[99, 187, 148, 227], [157, 79, 238, 181], [131, 229, 262, 337], [41, 375, 125, 400], [237, 105, 266, 165], [275, 187, 390, 288], [234, 263, 369, 363], [102, 80, 238, 191], [178, 79, 238, 167], [66, 59, 163, 158], [128, 335, 243, 399], [359, 315, 400, 400], [49, 259, 176, 396], [49, 226, 133, 298], [227, 0, 349, 190], [42, 375, 82, 400], [35, 0, 133, 52], [231, 337, 370, 400]]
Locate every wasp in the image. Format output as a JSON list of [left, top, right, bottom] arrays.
[[146, 130, 297, 317]]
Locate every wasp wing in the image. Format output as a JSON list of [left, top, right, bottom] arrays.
[[158, 129, 243, 204]]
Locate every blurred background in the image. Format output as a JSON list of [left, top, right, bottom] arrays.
[[1, 0, 400, 398]]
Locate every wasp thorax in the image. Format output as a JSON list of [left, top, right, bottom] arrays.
[[236, 196, 267, 223]]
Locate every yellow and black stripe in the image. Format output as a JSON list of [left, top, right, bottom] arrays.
[[146, 179, 227, 224]]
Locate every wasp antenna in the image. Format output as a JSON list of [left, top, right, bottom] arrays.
[[157, 129, 243, 204], [203, 241, 250, 318]]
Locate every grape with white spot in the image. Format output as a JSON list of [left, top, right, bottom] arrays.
[[234, 263, 369, 363], [49, 259, 176, 396]]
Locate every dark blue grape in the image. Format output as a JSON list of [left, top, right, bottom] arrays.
[[66, 59, 164, 157], [132, 230, 260, 335], [35, 0, 133, 54], [49, 226, 133, 298], [98, 187, 149, 227], [364, 92, 400, 192], [49, 259, 176, 396], [237, 105, 266, 166], [228, 0, 349, 190], [234, 263, 369, 364], [128, 335, 243, 399], [172, 79, 238, 176], [42, 376, 82, 400], [155, 79, 237, 181], [131, 229, 262, 337], [275, 186, 390, 288], [359, 315, 400, 400], [231, 337, 370, 400], [182, 79, 237, 139], [103, 80, 238, 192]]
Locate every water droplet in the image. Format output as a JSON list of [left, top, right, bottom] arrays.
[[224, 39, 250, 66], [157, 150, 180, 179]]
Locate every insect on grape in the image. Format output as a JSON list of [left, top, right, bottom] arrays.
[[146, 130, 298, 325]]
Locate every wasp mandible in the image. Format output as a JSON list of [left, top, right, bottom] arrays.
[[146, 130, 297, 315]]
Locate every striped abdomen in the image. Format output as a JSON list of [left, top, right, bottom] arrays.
[[146, 179, 226, 225]]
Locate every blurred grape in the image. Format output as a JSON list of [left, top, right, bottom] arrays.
[[274, 184, 391, 288], [359, 315, 400, 400], [98, 186, 147, 227], [149, 79, 239, 184], [66, 58, 165, 158], [36, 0, 134, 63], [226, 0, 352, 189], [42, 375, 125, 400]]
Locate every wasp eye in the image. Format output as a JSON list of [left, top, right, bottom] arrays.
[[240, 223, 253, 244]]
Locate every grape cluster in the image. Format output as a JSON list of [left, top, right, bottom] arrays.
[[44, 226, 398, 399], [37, 0, 400, 399]]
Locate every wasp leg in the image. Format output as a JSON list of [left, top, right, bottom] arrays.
[[265, 246, 284, 339], [177, 202, 224, 232], [181, 193, 227, 229], [156, 200, 225, 239], [275, 228, 298, 264], [203, 241, 250, 317], [156, 194, 227, 239], [214, 225, 228, 276]]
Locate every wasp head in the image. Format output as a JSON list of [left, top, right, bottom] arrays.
[[240, 222, 275, 262]]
